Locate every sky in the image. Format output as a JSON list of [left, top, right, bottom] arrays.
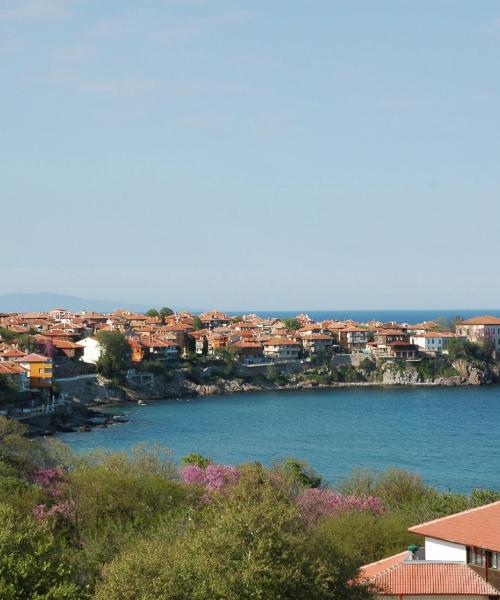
[[1, 0, 500, 311]]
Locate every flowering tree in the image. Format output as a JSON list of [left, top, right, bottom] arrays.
[[32, 467, 74, 521], [295, 488, 385, 527], [180, 464, 241, 500]]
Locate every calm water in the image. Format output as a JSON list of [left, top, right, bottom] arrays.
[[233, 309, 500, 323], [60, 386, 500, 493]]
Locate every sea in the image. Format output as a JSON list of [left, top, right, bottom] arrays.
[[226, 309, 500, 323], [60, 385, 500, 494]]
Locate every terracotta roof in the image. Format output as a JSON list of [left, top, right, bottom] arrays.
[[263, 338, 300, 346], [360, 551, 408, 579], [18, 353, 51, 363], [460, 315, 500, 326], [408, 500, 500, 552], [361, 557, 499, 596]]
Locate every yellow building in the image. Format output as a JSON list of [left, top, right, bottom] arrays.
[[18, 353, 53, 388]]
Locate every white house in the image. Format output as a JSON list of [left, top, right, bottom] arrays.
[[76, 337, 103, 365], [361, 501, 500, 598], [410, 332, 462, 354]]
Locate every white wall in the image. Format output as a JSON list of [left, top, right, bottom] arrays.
[[424, 537, 467, 562], [77, 338, 102, 365]]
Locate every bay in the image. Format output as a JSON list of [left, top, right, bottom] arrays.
[[59, 386, 500, 493]]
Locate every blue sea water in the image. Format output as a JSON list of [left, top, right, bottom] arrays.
[[60, 386, 500, 493], [229, 309, 500, 323]]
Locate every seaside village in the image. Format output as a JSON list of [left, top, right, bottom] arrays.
[[1, 308, 500, 598], [1, 308, 500, 422]]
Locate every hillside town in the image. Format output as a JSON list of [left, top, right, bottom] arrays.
[[1, 307, 500, 423]]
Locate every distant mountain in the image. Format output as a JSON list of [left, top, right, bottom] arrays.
[[0, 293, 153, 314]]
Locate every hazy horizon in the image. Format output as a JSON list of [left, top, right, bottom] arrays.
[[2, 1, 500, 308]]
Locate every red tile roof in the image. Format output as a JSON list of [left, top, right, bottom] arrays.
[[460, 315, 500, 326], [361, 558, 499, 596], [408, 500, 500, 552]]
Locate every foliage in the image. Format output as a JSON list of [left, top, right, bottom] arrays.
[[181, 453, 213, 468], [339, 467, 429, 510], [0, 503, 83, 600], [283, 318, 302, 331], [159, 307, 174, 321], [192, 316, 203, 330], [296, 488, 385, 527], [0, 373, 19, 397], [279, 458, 322, 489], [446, 338, 493, 365], [359, 358, 375, 372], [95, 465, 373, 600], [0, 327, 36, 353], [311, 510, 417, 566], [331, 365, 364, 383], [145, 309, 159, 318], [267, 365, 288, 386], [0, 417, 53, 478], [95, 331, 131, 378], [180, 463, 241, 501]]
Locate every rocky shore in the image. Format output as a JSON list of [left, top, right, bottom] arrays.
[[25, 358, 498, 437]]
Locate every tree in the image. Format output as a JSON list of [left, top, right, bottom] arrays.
[[145, 309, 159, 318], [283, 318, 302, 331], [181, 453, 212, 468], [159, 307, 174, 322], [446, 339, 492, 365], [95, 331, 132, 378], [192, 316, 203, 331], [0, 504, 82, 600], [95, 465, 373, 600]]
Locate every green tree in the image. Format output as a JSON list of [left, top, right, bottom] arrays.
[[446, 339, 492, 365], [0, 503, 82, 599], [283, 318, 302, 331], [95, 465, 373, 600], [311, 510, 417, 566], [95, 331, 132, 378], [192, 316, 203, 330], [181, 453, 212, 468], [280, 458, 322, 489], [159, 307, 174, 322], [145, 309, 159, 318]]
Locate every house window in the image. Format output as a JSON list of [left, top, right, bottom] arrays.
[[492, 552, 499, 569], [469, 547, 486, 567]]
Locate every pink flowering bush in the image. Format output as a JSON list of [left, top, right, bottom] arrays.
[[180, 464, 241, 500], [32, 467, 74, 521], [33, 500, 75, 521], [295, 488, 385, 527], [32, 467, 65, 497]]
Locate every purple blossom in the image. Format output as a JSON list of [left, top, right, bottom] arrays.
[[180, 464, 241, 500], [295, 488, 385, 527], [32, 467, 65, 498], [33, 500, 74, 521]]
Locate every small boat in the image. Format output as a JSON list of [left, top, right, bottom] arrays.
[[137, 399, 148, 406]]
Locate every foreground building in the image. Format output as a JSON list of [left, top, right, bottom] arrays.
[[361, 500, 500, 598]]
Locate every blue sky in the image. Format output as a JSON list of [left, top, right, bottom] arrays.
[[1, 0, 499, 310]]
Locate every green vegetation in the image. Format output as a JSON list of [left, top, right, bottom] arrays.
[[95, 331, 131, 379], [446, 338, 493, 365], [0, 416, 498, 599], [159, 307, 174, 320], [283, 318, 302, 331], [0, 326, 36, 353], [191, 316, 203, 330]]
